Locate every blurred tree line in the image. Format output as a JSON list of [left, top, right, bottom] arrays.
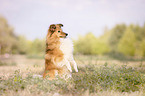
[[0, 16, 145, 57], [0, 16, 45, 55], [74, 24, 145, 57]]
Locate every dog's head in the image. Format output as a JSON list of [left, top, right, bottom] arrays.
[[48, 24, 68, 38]]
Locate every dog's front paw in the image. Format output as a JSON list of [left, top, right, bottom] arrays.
[[68, 67, 72, 72], [75, 68, 78, 72], [73, 63, 78, 72]]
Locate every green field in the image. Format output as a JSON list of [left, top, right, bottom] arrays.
[[0, 55, 145, 96]]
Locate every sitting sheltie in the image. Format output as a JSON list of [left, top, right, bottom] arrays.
[[43, 24, 78, 80]]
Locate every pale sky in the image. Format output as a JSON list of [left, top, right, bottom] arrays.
[[0, 0, 145, 40]]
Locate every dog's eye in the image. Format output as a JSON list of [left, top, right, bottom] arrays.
[[58, 31, 60, 33]]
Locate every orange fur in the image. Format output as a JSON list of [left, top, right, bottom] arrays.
[[43, 24, 68, 80]]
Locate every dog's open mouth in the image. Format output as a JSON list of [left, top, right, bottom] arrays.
[[60, 36, 67, 38]]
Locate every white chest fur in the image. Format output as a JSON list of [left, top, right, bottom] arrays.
[[59, 38, 74, 58], [56, 38, 78, 73]]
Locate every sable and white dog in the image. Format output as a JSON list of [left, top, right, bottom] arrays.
[[43, 24, 78, 80]]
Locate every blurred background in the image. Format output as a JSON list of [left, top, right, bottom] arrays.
[[0, 0, 145, 58], [1, 1, 145, 95]]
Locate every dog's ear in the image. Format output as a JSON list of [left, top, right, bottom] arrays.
[[48, 24, 56, 37], [57, 24, 63, 28], [49, 24, 56, 32]]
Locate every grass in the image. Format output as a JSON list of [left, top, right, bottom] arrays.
[[0, 61, 17, 66], [0, 55, 145, 96], [26, 54, 45, 59], [74, 64, 145, 92]]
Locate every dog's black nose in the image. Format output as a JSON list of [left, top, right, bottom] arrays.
[[66, 33, 68, 36]]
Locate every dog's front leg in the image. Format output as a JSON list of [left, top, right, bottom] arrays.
[[69, 57, 78, 72], [65, 59, 72, 72], [71, 60, 78, 72]]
